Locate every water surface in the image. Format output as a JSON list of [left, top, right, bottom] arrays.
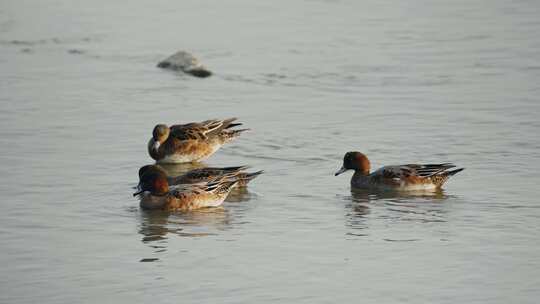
[[1, 0, 540, 303]]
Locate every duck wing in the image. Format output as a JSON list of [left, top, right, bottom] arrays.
[[168, 183, 209, 197], [400, 163, 457, 177], [176, 166, 249, 184], [169, 170, 240, 196], [169, 118, 240, 141], [371, 163, 457, 182]]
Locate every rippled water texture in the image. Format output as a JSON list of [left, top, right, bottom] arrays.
[[1, 0, 540, 303]]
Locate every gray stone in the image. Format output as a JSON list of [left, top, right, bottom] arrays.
[[157, 51, 212, 78]]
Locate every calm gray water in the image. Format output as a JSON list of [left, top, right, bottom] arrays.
[[1, 0, 540, 303]]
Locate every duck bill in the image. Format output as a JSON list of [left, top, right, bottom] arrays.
[[133, 190, 144, 197], [335, 166, 349, 176]]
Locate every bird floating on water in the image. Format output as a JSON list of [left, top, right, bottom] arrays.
[[147, 118, 248, 164], [335, 151, 464, 191], [134, 168, 244, 211]]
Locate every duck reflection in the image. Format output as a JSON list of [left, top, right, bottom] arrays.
[[158, 162, 207, 177], [344, 188, 452, 236], [225, 186, 254, 202], [137, 207, 232, 250], [350, 188, 448, 202]]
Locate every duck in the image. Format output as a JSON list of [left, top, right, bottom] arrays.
[[133, 168, 240, 211], [335, 151, 464, 191], [147, 118, 248, 164], [137, 164, 263, 187]]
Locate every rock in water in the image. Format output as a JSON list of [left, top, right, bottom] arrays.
[[157, 51, 212, 78]]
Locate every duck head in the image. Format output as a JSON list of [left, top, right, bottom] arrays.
[[335, 151, 370, 176], [138, 164, 167, 179], [152, 124, 170, 144], [148, 124, 170, 160], [133, 170, 170, 197]]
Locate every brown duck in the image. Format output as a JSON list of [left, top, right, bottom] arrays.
[[147, 118, 248, 164], [133, 169, 241, 211], [335, 151, 464, 191]]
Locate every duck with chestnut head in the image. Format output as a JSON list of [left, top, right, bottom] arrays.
[[133, 169, 240, 211], [335, 151, 464, 191], [148, 118, 249, 164]]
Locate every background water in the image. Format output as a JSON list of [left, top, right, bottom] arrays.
[[1, 0, 540, 303]]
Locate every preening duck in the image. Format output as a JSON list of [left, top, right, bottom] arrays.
[[147, 118, 248, 163]]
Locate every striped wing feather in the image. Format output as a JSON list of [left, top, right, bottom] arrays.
[[374, 163, 457, 180], [169, 171, 240, 198], [181, 166, 249, 181], [169, 118, 239, 141]]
